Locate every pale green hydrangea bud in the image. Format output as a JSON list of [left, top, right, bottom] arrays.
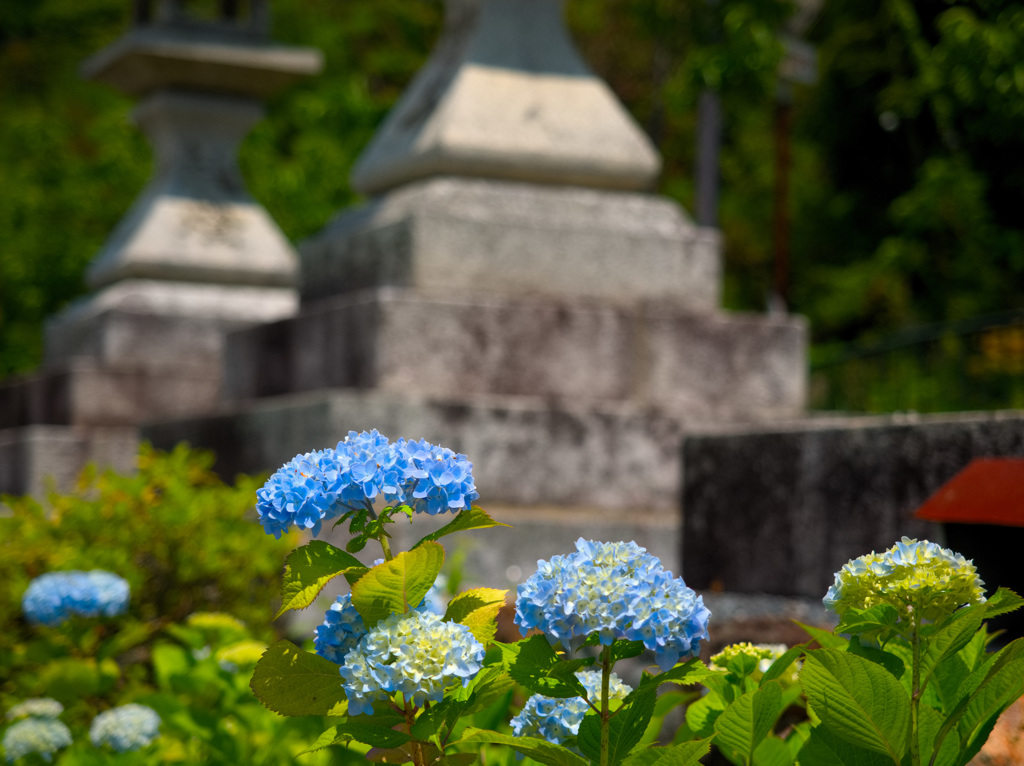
[[824, 537, 985, 622], [711, 642, 799, 684]]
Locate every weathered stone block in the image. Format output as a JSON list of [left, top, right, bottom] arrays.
[[300, 177, 721, 308], [223, 288, 806, 419], [0, 359, 220, 429], [143, 388, 690, 511], [681, 411, 1024, 598], [0, 426, 138, 497], [45, 279, 297, 369]]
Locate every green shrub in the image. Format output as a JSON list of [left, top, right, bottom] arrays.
[[0, 443, 297, 650]]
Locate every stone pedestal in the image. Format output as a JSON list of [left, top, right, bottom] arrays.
[[0, 6, 319, 494]]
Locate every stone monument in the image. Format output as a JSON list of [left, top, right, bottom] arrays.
[[0, 0, 321, 495], [143, 0, 808, 588]]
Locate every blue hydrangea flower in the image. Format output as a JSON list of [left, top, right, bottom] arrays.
[[824, 537, 986, 622], [515, 539, 711, 671], [511, 670, 632, 744], [5, 699, 63, 722], [314, 594, 367, 663], [88, 704, 161, 752], [256, 432, 480, 537], [2, 718, 72, 762], [339, 610, 485, 716], [22, 571, 130, 627]]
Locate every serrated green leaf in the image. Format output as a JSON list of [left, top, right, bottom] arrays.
[[578, 686, 656, 765], [981, 587, 1024, 619], [954, 656, 1024, 764], [455, 728, 589, 766], [836, 605, 900, 638], [412, 507, 510, 549], [915, 701, 961, 766], [760, 645, 807, 686], [930, 638, 1024, 760], [800, 648, 909, 761], [411, 697, 467, 743], [752, 736, 791, 766], [846, 638, 905, 681], [919, 605, 984, 694], [620, 739, 713, 766], [276, 540, 368, 618], [795, 621, 847, 649], [300, 722, 412, 754], [249, 640, 348, 716], [635, 658, 717, 698], [611, 639, 645, 663], [713, 681, 782, 764], [685, 693, 726, 738], [796, 727, 894, 766], [460, 666, 516, 714], [496, 635, 589, 698], [444, 588, 507, 646], [351, 542, 445, 628]]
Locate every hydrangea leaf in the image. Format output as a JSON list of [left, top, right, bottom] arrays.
[[412, 506, 510, 549], [410, 696, 467, 743], [800, 648, 909, 761], [461, 666, 516, 714], [916, 702, 962, 766], [635, 658, 718, 698], [846, 637, 905, 681], [712, 681, 782, 764], [444, 587, 507, 646], [496, 634, 590, 698], [919, 604, 985, 692], [760, 644, 808, 687], [796, 727, 894, 766], [684, 691, 726, 738], [300, 721, 411, 754], [455, 728, 589, 766], [835, 605, 900, 637], [578, 685, 657, 765], [249, 640, 348, 717], [619, 739, 713, 766], [795, 621, 847, 649], [981, 587, 1024, 619], [753, 736, 794, 766], [276, 540, 369, 618], [350, 542, 445, 628]]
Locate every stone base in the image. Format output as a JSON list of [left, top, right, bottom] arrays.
[[0, 358, 220, 428], [300, 177, 721, 308], [143, 387, 693, 511], [45, 279, 297, 369], [0, 425, 138, 496], [223, 288, 806, 420], [681, 411, 1024, 599]]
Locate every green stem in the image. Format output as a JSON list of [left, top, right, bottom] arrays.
[[910, 608, 922, 766], [379, 534, 393, 561], [600, 645, 612, 766]]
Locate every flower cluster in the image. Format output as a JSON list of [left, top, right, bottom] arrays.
[[2, 718, 72, 763], [338, 610, 485, 716], [824, 537, 986, 621], [256, 431, 479, 538], [711, 643, 799, 684], [5, 699, 63, 722], [314, 594, 367, 664], [515, 539, 711, 670], [88, 704, 161, 752], [511, 671, 632, 744], [22, 570, 130, 627]]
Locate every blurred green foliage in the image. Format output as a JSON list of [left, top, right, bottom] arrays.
[[0, 443, 294, 650], [2, 0, 1023, 413]]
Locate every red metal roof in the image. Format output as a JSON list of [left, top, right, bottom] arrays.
[[914, 458, 1024, 527]]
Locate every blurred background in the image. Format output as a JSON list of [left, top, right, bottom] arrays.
[[3, 0, 1023, 415]]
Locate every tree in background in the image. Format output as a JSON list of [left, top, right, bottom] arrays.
[[2, 0, 1023, 412]]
